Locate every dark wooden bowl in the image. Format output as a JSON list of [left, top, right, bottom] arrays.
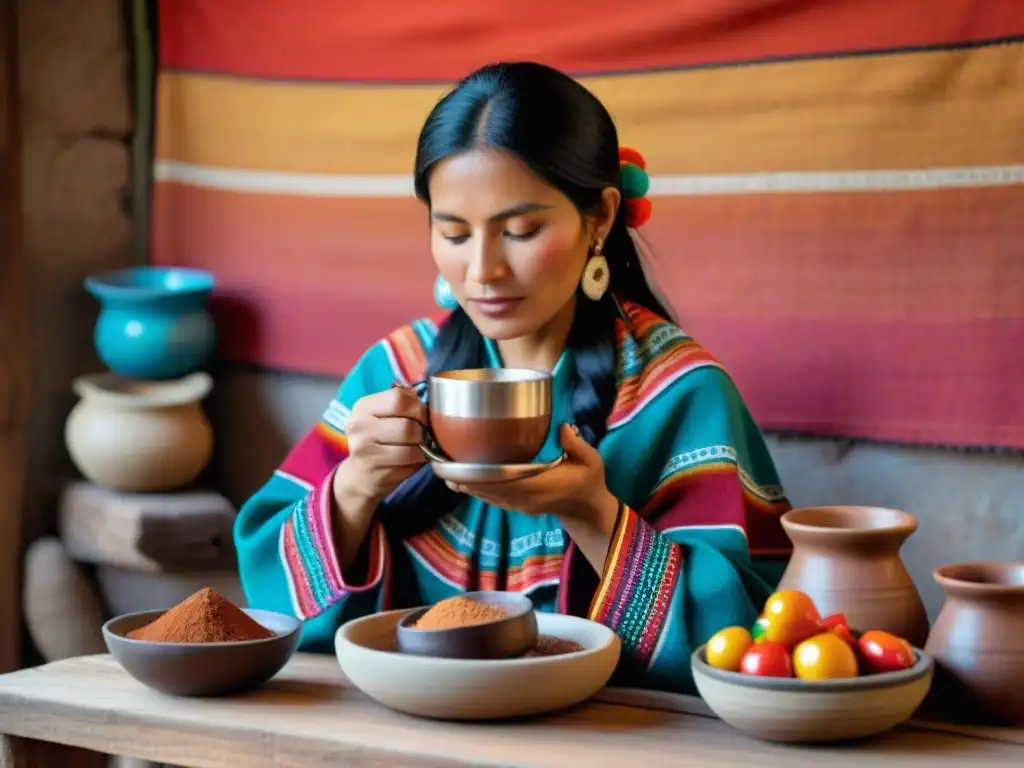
[[102, 608, 301, 697], [395, 592, 538, 660]]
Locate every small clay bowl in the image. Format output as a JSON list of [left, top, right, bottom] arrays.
[[395, 592, 538, 660], [427, 368, 552, 465], [102, 607, 301, 697]]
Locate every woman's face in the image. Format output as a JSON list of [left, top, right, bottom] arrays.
[[427, 148, 617, 342]]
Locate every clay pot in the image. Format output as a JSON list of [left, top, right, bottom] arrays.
[[85, 267, 216, 381], [65, 372, 214, 493], [923, 562, 1024, 725], [777, 506, 930, 647], [427, 369, 551, 464]]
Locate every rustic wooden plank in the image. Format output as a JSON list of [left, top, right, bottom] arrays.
[[0, 0, 27, 675], [596, 686, 1024, 747], [0, 735, 105, 768], [57, 481, 237, 573], [0, 654, 1019, 767]]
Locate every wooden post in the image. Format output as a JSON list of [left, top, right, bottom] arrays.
[[0, 735, 106, 768], [0, 0, 28, 673]]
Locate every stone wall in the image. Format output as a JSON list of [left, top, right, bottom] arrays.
[[18, 0, 134, 543]]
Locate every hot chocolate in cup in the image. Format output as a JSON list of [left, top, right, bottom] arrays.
[[426, 369, 552, 465]]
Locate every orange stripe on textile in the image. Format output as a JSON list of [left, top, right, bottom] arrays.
[[156, 40, 1024, 176]]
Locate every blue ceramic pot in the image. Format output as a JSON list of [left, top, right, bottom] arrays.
[[85, 267, 217, 380]]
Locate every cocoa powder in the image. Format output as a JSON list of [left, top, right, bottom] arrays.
[[127, 587, 274, 643], [414, 596, 511, 630], [522, 636, 585, 657]]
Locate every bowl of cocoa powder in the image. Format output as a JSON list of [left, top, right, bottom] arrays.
[[102, 587, 301, 697], [395, 592, 538, 660]]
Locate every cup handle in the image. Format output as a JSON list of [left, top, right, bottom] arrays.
[[416, 416, 449, 463], [419, 441, 448, 464]]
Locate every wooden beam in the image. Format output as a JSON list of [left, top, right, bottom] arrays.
[[0, 0, 28, 673], [0, 735, 106, 768]]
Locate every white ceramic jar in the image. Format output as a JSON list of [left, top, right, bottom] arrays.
[[64, 372, 214, 493]]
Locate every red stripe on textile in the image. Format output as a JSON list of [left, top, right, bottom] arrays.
[[157, 0, 1024, 82]]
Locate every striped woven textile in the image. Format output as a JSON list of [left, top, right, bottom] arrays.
[[150, 0, 1024, 449]]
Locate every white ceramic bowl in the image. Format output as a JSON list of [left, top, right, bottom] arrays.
[[691, 644, 934, 743], [336, 609, 621, 720]]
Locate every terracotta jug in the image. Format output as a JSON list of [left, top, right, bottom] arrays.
[[777, 506, 930, 647], [923, 562, 1024, 725]]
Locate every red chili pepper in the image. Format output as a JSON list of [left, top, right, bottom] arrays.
[[821, 612, 849, 629], [857, 630, 916, 673], [829, 624, 858, 647]]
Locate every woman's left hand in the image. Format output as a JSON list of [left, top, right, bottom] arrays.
[[447, 424, 621, 535]]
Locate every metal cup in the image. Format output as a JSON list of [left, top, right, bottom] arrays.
[[426, 369, 552, 465]]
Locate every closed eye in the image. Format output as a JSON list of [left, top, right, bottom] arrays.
[[442, 234, 470, 244], [504, 227, 541, 242]]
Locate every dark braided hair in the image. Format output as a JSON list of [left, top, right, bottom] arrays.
[[378, 62, 671, 539]]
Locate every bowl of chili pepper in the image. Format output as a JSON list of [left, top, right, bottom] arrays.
[[689, 588, 937, 742]]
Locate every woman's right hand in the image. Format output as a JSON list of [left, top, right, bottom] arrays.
[[332, 384, 429, 510]]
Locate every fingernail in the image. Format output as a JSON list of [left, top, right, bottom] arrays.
[[570, 423, 580, 436]]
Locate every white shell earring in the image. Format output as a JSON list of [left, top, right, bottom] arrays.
[[581, 241, 610, 301]]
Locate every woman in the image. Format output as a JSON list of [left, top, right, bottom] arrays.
[[235, 62, 791, 693]]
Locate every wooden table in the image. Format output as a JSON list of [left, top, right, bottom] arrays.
[[0, 654, 1019, 767]]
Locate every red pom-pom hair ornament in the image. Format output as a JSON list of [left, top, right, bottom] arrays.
[[625, 196, 653, 228], [618, 146, 646, 169], [618, 146, 652, 228]]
